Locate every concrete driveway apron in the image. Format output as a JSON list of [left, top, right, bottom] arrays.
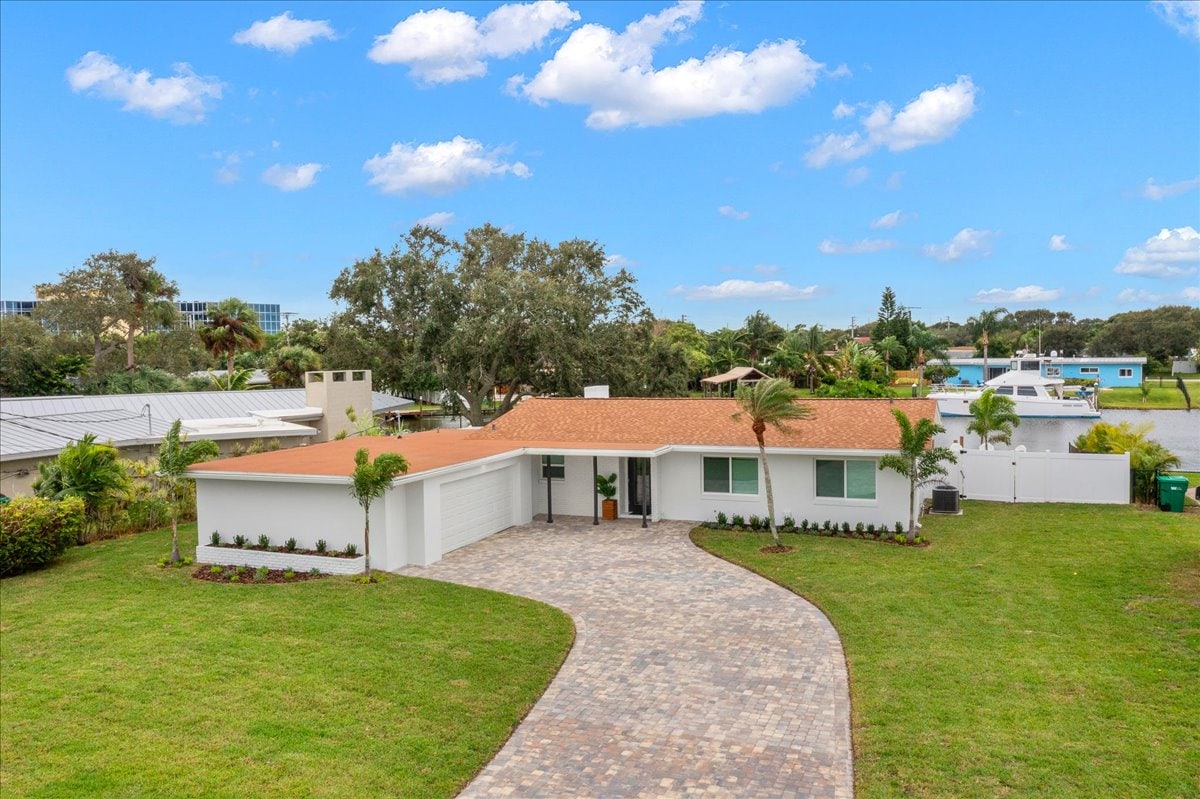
[[401, 518, 853, 799]]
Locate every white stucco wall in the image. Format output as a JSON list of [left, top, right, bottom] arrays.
[[656, 450, 911, 529], [195, 479, 382, 555]]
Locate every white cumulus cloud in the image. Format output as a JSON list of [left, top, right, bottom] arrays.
[[971, 285, 1061, 304], [368, 1, 579, 84], [870, 209, 913, 229], [514, 0, 823, 129], [817, 238, 897, 255], [1152, 0, 1200, 40], [920, 227, 997, 262], [718, 204, 750, 220], [1048, 234, 1073, 252], [832, 100, 858, 119], [233, 12, 336, 54], [364, 136, 531, 196], [671, 279, 823, 301], [1141, 176, 1200, 200], [1182, 286, 1200, 301], [261, 163, 324, 191], [805, 75, 977, 167], [66, 51, 222, 123], [1113, 226, 1200, 278], [845, 166, 870, 186], [415, 211, 456, 227]]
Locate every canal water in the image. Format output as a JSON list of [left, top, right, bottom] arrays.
[[937, 409, 1199, 470]]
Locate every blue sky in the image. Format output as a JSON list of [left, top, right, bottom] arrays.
[[1, 0, 1198, 331]]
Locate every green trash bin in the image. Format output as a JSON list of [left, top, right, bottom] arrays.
[[1157, 475, 1188, 513]]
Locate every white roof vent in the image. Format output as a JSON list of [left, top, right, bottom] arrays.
[[583, 385, 610, 399]]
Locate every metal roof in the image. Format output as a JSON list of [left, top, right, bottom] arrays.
[[0, 389, 412, 460]]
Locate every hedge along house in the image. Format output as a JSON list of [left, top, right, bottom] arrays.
[[934, 356, 1147, 387], [189, 397, 936, 571]]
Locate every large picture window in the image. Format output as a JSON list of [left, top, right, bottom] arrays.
[[541, 455, 565, 480], [815, 460, 876, 500], [703, 457, 758, 495]]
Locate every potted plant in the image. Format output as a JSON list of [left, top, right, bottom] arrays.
[[596, 473, 618, 520]]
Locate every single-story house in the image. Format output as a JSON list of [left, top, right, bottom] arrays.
[[0, 370, 411, 496], [933, 356, 1146, 386], [190, 397, 936, 571]]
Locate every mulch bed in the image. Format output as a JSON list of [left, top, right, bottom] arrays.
[[192, 565, 328, 584], [759, 545, 795, 554]]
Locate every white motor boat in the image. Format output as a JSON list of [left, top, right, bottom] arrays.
[[929, 370, 1101, 418]]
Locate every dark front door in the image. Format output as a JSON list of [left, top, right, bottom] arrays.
[[626, 457, 651, 516]]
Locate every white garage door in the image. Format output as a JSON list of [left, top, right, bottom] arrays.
[[440, 468, 515, 553]]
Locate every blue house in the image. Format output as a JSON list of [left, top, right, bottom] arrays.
[[936, 356, 1146, 387]]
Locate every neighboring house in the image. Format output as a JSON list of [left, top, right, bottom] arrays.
[[934, 356, 1147, 387], [0, 298, 285, 334], [190, 397, 936, 571], [0, 371, 411, 496]]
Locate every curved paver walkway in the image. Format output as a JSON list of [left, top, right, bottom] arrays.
[[400, 518, 853, 799]]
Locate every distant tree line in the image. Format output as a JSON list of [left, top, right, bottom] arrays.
[[3, 241, 1198, 405]]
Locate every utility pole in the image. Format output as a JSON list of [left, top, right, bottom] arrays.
[[850, 316, 856, 338], [281, 311, 297, 344]]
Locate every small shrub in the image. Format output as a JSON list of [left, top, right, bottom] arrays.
[[800, 519, 809, 531], [782, 514, 796, 530], [253, 566, 268, 582], [842, 522, 851, 534], [257, 534, 270, 549], [283, 569, 295, 581], [352, 572, 385, 585], [235, 565, 247, 576], [747, 514, 761, 531], [177, 556, 193, 568], [209, 565, 223, 575], [895, 534, 905, 543], [233, 534, 248, 548], [914, 536, 925, 545], [731, 514, 745, 529], [855, 522, 865, 533], [716, 511, 728, 526], [867, 523, 876, 535], [315, 539, 327, 553], [229, 573, 240, 583], [284, 537, 297, 552], [0, 496, 86, 577], [895, 522, 905, 535], [156, 555, 171, 568], [209, 531, 221, 546], [345, 543, 358, 556], [309, 567, 321, 576]]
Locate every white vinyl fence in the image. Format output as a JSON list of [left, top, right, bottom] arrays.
[[945, 450, 1130, 504]]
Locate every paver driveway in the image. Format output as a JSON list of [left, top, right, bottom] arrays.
[[400, 518, 853, 799]]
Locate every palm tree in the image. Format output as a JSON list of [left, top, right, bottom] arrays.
[[907, 325, 949, 393], [349, 448, 409, 574], [33, 433, 131, 538], [766, 330, 808, 387], [742, 311, 785, 366], [156, 420, 219, 563], [800, 325, 830, 391], [966, 388, 1020, 449], [117, 257, 179, 371], [878, 409, 957, 542], [966, 307, 1008, 383], [198, 298, 265, 374], [875, 335, 907, 371], [732, 378, 812, 547], [267, 345, 322, 388]]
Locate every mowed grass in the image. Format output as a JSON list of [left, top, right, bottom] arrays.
[[0, 524, 574, 799], [1100, 385, 1191, 409], [693, 502, 1200, 799]]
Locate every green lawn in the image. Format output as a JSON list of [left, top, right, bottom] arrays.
[[0, 524, 574, 799], [693, 502, 1199, 799], [1099, 385, 1191, 409]]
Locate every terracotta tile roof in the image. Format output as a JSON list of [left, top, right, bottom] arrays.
[[190, 397, 937, 478], [189, 429, 520, 478], [470, 397, 936, 451]]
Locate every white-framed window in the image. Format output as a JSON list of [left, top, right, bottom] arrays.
[[541, 455, 565, 480], [815, 460, 877, 500], [1118, 368, 1133, 378], [703, 456, 758, 495], [1080, 367, 1099, 375]]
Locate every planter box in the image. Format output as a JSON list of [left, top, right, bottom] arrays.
[[196, 545, 366, 575]]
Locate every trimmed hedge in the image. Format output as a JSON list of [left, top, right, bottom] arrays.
[[0, 496, 85, 577]]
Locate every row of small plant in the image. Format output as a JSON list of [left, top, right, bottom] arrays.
[[197, 564, 327, 584], [206, 531, 360, 558], [703, 512, 926, 545]]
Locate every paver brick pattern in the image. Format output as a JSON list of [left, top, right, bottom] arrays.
[[400, 517, 853, 799]]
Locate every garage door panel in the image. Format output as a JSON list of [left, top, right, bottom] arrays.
[[440, 469, 514, 553]]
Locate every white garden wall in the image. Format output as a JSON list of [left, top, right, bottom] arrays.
[[195, 545, 366, 575], [947, 450, 1131, 504]]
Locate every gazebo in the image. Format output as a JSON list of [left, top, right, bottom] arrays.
[[700, 366, 771, 397]]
